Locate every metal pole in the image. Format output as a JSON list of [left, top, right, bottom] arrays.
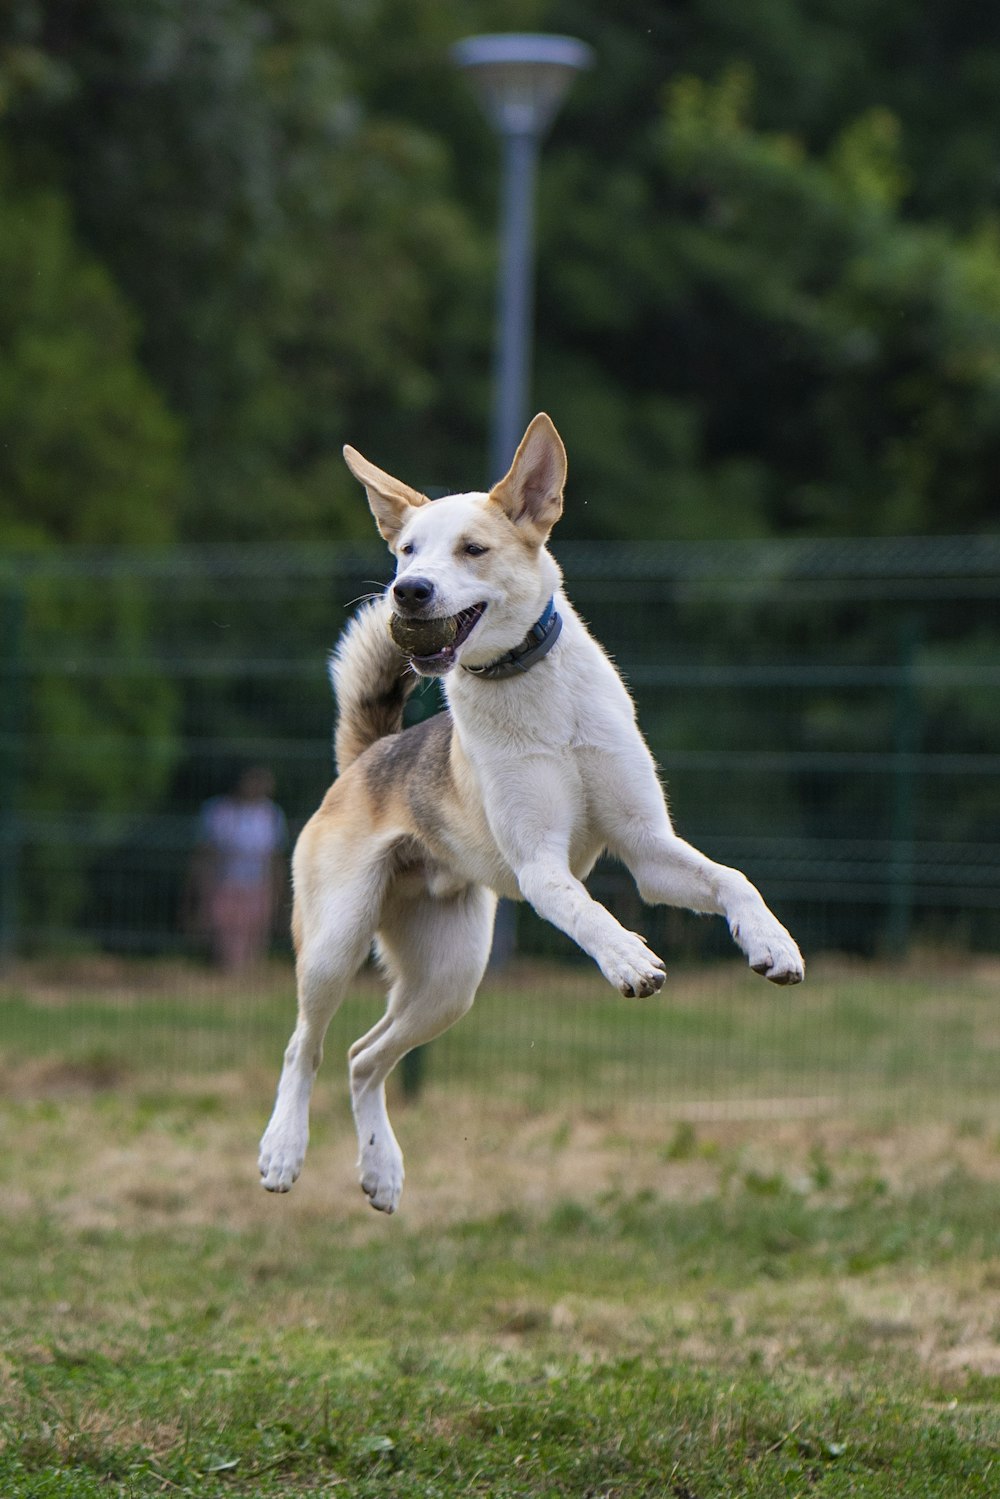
[[488, 129, 540, 965], [886, 613, 921, 957], [0, 584, 25, 969], [451, 33, 593, 975], [490, 128, 540, 482]]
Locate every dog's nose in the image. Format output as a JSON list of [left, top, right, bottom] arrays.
[[393, 576, 434, 611]]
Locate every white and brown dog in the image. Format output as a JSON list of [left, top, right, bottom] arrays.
[[259, 414, 804, 1212]]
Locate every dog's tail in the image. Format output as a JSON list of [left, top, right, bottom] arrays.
[[329, 598, 416, 774]]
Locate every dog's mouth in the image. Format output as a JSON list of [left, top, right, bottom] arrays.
[[391, 602, 487, 676]]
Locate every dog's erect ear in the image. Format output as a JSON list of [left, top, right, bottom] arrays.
[[489, 413, 567, 542], [343, 445, 429, 545]]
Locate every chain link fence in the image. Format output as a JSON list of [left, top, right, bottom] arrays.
[[2, 534, 998, 964]]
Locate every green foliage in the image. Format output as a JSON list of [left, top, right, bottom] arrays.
[[0, 156, 182, 927], [660, 69, 1000, 535], [6, 0, 1000, 541], [539, 64, 1000, 538], [0, 160, 180, 547], [1, 0, 495, 535], [5, 570, 180, 932]]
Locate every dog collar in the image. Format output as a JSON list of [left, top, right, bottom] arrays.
[[463, 597, 562, 681]]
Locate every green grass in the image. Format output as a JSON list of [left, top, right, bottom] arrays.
[[8, 1346, 1000, 1497], [2, 954, 1000, 1494], [4, 951, 1000, 1111]]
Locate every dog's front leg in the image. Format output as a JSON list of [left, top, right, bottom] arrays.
[[590, 748, 804, 986], [482, 763, 665, 995], [516, 853, 666, 996], [629, 834, 804, 986]]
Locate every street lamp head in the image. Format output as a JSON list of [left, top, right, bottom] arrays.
[[451, 32, 594, 139]]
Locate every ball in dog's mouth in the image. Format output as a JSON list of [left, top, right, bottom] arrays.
[[389, 602, 487, 674]]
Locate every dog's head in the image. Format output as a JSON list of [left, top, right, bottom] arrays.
[[343, 414, 566, 676]]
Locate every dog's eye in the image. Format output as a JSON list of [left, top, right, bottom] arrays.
[[399, 542, 415, 556], [464, 543, 489, 558]]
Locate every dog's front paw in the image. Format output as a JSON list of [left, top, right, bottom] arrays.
[[259, 1122, 307, 1193], [746, 929, 805, 986], [599, 932, 666, 999], [358, 1134, 405, 1214]]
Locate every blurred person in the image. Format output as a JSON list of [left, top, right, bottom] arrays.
[[189, 767, 288, 971]]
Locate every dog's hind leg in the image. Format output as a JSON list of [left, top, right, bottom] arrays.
[[349, 883, 496, 1213], [259, 841, 388, 1193]]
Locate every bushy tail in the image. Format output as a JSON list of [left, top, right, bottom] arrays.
[[329, 598, 416, 774]]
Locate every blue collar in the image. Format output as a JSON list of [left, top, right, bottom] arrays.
[[462, 597, 562, 681]]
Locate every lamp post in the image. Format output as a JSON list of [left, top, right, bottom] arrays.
[[449, 34, 593, 973], [0, 583, 24, 970], [451, 32, 593, 482]]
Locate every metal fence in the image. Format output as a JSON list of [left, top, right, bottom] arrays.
[[1, 534, 998, 962]]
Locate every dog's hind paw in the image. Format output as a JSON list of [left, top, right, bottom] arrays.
[[358, 1136, 405, 1214], [258, 1125, 306, 1193]]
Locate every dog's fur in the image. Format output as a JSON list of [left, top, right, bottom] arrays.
[[259, 414, 804, 1212]]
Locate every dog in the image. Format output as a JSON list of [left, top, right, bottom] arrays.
[[259, 413, 804, 1213]]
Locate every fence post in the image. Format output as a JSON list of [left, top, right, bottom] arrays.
[[0, 583, 25, 969], [885, 613, 921, 957]]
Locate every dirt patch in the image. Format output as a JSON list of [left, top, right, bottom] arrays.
[[6, 999, 1000, 1387], [1, 954, 295, 1008], [8, 1069, 999, 1238], [1, 1055, 130, 1096]]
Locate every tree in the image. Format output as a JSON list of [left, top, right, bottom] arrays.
[[0, 154, 183, 927], [533, 67, 1000, 538], [1, 0, 495, 538], [7, 0, 1000, 541]]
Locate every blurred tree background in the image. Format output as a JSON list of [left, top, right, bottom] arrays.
[[5, 0, 1000, 544], [1, 0, 999, 949]]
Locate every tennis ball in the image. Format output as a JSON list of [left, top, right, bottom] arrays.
[[389, 612, 458, 656]]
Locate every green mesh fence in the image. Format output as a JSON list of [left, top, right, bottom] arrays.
[[1, 534, 998, 962]]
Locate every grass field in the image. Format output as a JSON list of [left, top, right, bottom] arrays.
[[3, 951, 1000, 1495]]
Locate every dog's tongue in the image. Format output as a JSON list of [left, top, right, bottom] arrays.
[[412, 641, 456, 674]]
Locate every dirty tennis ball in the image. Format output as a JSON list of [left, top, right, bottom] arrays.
[[389, 612, 457, 656]]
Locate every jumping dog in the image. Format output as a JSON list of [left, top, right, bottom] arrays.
[[259, 414, 804, 1212]]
